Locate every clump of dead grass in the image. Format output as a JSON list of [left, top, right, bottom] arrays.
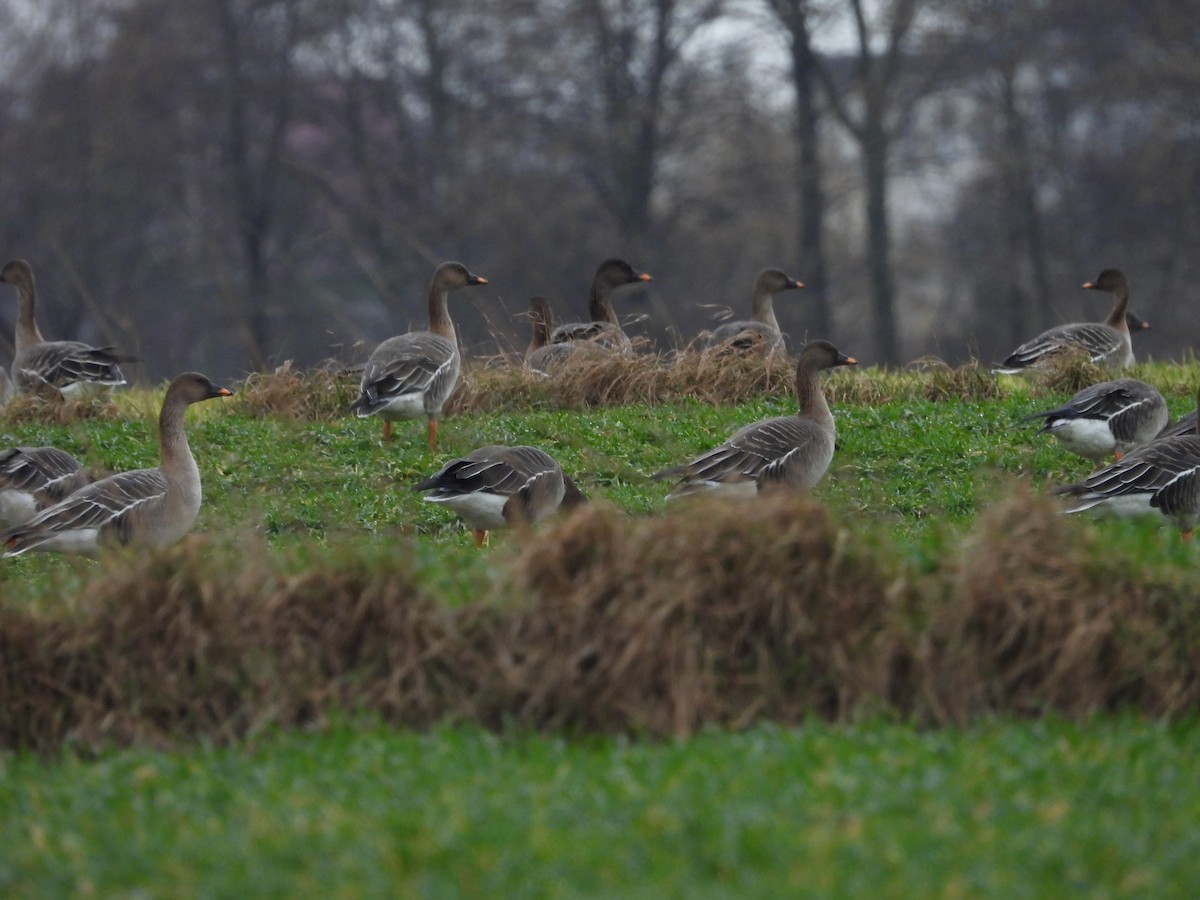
[[3, 488, 1199, 751], [910, 357, 1004, 402], [924, 483, 1200, 723], [494, 495, 907, 735], [0, 392, 122, 425], [233, 360, 361, 421]]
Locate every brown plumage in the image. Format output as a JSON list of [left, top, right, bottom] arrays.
[[1, 373, 232, 556], [0, 446, 90, 526], [351, 261, 488, 450], [992, 269, 1135, 374], [550, 258, 652, 350], [413, 444, 586, 546], [653, 340, 857, 498], [706, 267, 804, 354], [0, 259, 138, 397]]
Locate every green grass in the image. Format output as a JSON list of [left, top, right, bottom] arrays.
[[3, 366, 1199, 894], [1, 718, 1196, 897]]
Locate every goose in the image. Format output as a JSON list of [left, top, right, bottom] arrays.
[[550, 258, 652, 349], [1156, 410, 1198, 442], [1023, 378, 1168, 465], [652, 340, 856, 498], [992, 269, 1136, 374], [413, 444, 586, 546], [0, 372, 232, 556], [0, 259, 138, 397], [0, 446, 90, 526], [350, 261, 488, 450], [1054, 380, 1200, 537], [525, 296, 598, 375], [705, 268, 804, 354]]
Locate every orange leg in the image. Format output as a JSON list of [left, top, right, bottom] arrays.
[[1113, 450, 1122, 461], [1182, 529, 1193, 541], [473, 529, 489, 548], [383, 420, 392, 446], [427, 419, 438, 453]]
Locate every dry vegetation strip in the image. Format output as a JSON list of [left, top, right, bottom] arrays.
[[214, 349, 1153, 422], [2, 490, 1197, 752]]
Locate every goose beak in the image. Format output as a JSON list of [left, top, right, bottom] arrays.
[[470, 275, 489, 285], [840, 354, 858, 366], [791, 279, 805, 289], [1082, 281, 1096, 289], [637, 272, 652, 282], [216, 387, 233, 397]]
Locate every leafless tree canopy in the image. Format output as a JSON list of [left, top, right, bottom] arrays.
[[1, 0, 1198, 380]]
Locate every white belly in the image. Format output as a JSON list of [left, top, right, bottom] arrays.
[[427, 492, 510, 530], [39, 528, 102, 555], [667, 478, 759, 501], [1067, 492, 1157, 518], [1050, 419, 1116, 459], [377, 393, 427, 421], [0, 490, 37, 526], [60, 380, 115, 400]]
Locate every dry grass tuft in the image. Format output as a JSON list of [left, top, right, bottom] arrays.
[[3, 490, 1199, 751], [911, 357, 1005, 402], [1027, 349, 1110, 396], [495, 496, 905, 735], [0, 392, 122, 425], [447, 347, 800, 414], [923, 483, 1200, 723], [233, 360, 361, 421]]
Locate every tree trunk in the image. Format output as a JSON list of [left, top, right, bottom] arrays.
[[863, 120, 898, 363]]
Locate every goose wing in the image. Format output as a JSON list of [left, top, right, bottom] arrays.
[[352, 332, 457, 414], [0, 446, 87, 504], [19, 341, 133, 388], [654, 416, 827, 487], [2, 468, 166, 554], [997, 323, 1123, 371]]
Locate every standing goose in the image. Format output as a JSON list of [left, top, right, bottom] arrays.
[[351, 261, 488, 450], [550, 258, 652, 349], [1054, 380, 1200, 537], [0, 259, 138, 397], [0, 372, 232, 556], [652, 340, 856, 498], [0, 446, 90, 526], [413, 444, 586, 547], [706, 267, 804, 354], [992, 269, 1136, 374], [1023, 378, 1168, 466]]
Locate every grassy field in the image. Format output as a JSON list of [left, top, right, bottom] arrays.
[[1, 358, 1199, 894], [3, 718, 1198, 896]]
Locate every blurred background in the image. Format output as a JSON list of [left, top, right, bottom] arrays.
[[1, 0, 1197, 384]]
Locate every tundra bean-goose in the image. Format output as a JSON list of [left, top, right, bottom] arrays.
[[992, 269, 1136, 374], [550, 258, 652, 350], [1023, 378, 1168, 465], [1054, 381, 1200, 536], [706, 268, 804, 354], [1156, 409, 1198, 442], [413, 444, 586, 546], [0, 446, 90, 526], [351, 261, 488, 450], [525, 296, 601, 375], [652, 340, 856, 498], [0, 373, 232, 556], [0, 259, 138, 397]]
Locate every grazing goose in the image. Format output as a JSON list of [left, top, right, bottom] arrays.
[[652, 340, 856, 498], [0, 372, 232, 556], [0, 259, 138, 397], [1023, 378, 1168, 465], [550, 258, 652, 349], [706, 268, 804, 354], [1054, 381, 1200, 536], [413, 444, 586, 546], [992, 269, 1136, 374], [351, 261, 488, 450], [0, 446, 90, 526]]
